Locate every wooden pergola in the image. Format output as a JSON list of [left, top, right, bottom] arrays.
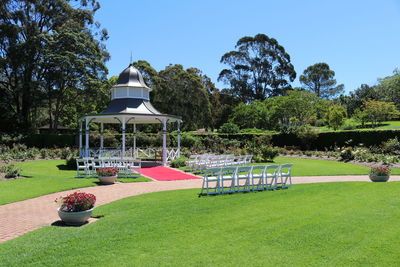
[[78, 64, 182, 166]]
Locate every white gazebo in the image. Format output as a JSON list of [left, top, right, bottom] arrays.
[[78, 64, 182, 166]]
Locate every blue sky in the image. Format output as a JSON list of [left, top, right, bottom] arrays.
[[95, 0, 400, 94]]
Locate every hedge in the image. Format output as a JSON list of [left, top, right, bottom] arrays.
[[23, 134, 76, 148], [3, 129, 400, 150]]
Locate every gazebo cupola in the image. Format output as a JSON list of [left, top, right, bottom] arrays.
[[110, 64, 151, 101], [78, 64, 182, 165]]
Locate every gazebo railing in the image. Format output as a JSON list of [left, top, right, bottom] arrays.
[[81, 147, 179, 161]]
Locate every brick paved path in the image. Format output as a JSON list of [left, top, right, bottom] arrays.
[[1, 175, 400, 243]]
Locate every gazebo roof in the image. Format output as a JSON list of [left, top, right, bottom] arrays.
[[80, 64, 182, 124], [114, 64, 151, 90]]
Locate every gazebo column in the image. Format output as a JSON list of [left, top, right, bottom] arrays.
[[85, 118, 89, 158], [79, 121, 83, 158], [162, 119, 167, 166], [177, 121, 181, 158], [122, 117, 126, 158], [133, 123, 137, 159], [100, 122, 104, 150]]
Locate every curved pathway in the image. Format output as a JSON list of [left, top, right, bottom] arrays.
[[1, 175, 400, 243]]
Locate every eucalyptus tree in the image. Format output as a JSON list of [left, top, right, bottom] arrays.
[[218, 34, 296, 102], [0, 0, 108, 132], [151, 64, 212, 130], [299, 62, 344, 99]]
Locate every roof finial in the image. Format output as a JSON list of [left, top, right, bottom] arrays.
[[129, 51, 132, 66]]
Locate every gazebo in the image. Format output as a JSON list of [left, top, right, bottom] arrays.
[[78, 64, 182, 166]]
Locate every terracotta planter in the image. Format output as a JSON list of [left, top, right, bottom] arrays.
[[98, 175, 117, 185], [369, 175, 390, 182], [58, 208, 93, 225]]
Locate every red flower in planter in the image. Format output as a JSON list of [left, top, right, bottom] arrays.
[[369, 167, 390, 176], [56, 192, 96, 212], [96, 167, 118, 177]]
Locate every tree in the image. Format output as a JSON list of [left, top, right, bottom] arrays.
[[0, 0, 108, 133], [268, 91, 319, 133], [218, 34, 296, 102], [325, 105, 347, 130], [299, 63, 344, 99], [375, 72, 400, 106], [152, 64, 212, 130], [361, 100, 398, 127]]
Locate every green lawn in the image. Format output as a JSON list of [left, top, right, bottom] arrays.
[[0, 160, 151, 205], [271, 157, 400, 176], [317, 120, 400, 132], [1, 182, 400, 266]]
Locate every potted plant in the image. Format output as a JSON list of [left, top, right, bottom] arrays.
[[369, 167, 390, 182], [55, 192, 96, 225], [96, 167, 118, 184]]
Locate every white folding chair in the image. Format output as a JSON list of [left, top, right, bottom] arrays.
[[91, 159, 103, 177], [264, 165, 279, 190], [220, 167, 237, 194], [277, 164, 293, 189], [126, 159, 141, 177], [200, 168, 222, 196], [251, 165, 266, 191], [76, 159, 89, 178], [235, 166, 252, 192]]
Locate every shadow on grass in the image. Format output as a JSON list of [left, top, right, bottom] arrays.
[[56, 164, 74, 171], [51, 216, 103, 227]]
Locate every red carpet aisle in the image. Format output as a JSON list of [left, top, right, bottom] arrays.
[[141, 166, 200, 181]]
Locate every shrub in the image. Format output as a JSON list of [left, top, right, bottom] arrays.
[[170, 156, 188, 168], [65, 157, 77, 170], [382, 137, 400, 154], [0, 164, 22, 178], [260, 145, 279, 162], [340, 147, 354, 161], [56, 192, 96, 212], [218, 122, 240, 134]]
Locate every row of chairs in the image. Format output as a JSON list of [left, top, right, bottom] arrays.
[[76, 158, 141, 178], [200, 164, 292, 196], [187, 154, 253, 172]]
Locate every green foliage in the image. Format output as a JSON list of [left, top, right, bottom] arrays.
[[0, 164, 22, 178], [259, 145, 279, 161], [218, 122, 240, 134], [219, 34, 296, 101], [299, 62, 344, 99], [325, 105, 347, 130], [361, 100, 399, 127], [271, 129, 400, 150], [340, 147, 355, 161], [382, 137, 400, 154], [0, 0, 108, 133], [170, 156, 188, 168]]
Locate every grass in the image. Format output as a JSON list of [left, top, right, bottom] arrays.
[[316, 120, 400, 132], [1, 182, 400, 266], [0, 160, 151, 205], [182, 156, 400, 176]]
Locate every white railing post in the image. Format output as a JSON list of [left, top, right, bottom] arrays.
[[177, 121, 181, 158], [100, 122, 104, 149], [79, 120, 82, 158], [85, 118, 89, 158], [122, 117, 126, 158], [162, 119, 167, 166]]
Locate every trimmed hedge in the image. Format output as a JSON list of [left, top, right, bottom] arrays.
[[4, 129, 400, 150], [23, 134, 76, 148], [271, 130, 400, 149]]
